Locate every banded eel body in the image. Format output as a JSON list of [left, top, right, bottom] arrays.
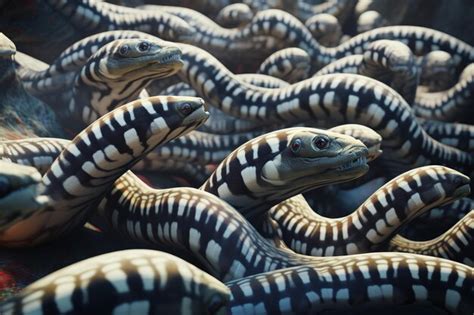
[[137, 5, 286, 65], [314, 39, 418, 103], [253, 11, 474, 71], [200, 127, 369, 221], [32, 38, 183, 134], [16, 31, 474, 171], [42, 0, 195, 43], [414, 63, 474, 123], [0, 96, 208, 247], [99, 164, 474, 294], [173, 42, 474, 174], [227, 253, 474, 315], [3, 139, 474, 313], [0, 161, 49, 232], [388, 211, 474, 266], [215, 3, 254, 28], [304, 13, 343, 47], [420, 120, 474, 153], [0, 250, 230, 315], [21, 31, 156, 94], [264, 166, 471, 257], [0, 138, 69, 175], [257, 47, 311, 83], [153, 130, 260, 165]]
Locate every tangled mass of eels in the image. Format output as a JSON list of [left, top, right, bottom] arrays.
[[0, 0, 474, 314]]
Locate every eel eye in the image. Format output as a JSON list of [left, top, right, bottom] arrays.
[[313, 136, 329, 149], [119, 45, 129, 56], [179, 102, 193, 115], [138, 42, 150, 52], [290, 138, 302, 153]]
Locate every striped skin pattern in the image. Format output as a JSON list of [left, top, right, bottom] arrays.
[[0, 138, 69, 175], [99, 172, 314, 281], [357, 40, 418, 104], [313, 39, 418, 103], [0, 250, 230, 315], [257, 47, 311, 83], [215, 3, 254, 28], [265, 165, 471, 256], [172, 42, 474, 174], [23, 30, 474, 173], [0, 96, 209, 247], [21, 32, 157, 94], [98, 168, 474, 294], [389, 211, 474, 267], [227, 253, 474, 315], [36, 38, 183, 134], [137, 5, 289, 63], [420, 120, 474, 153], [304, 13, 343, 47], [227, 9, 474, 70], [152, 130, 260, 165], [0, 161, 49, 232], [68, 38, 183, 128], [414, 63, 474, 123], [200, 127, 369, 221], [42, 0, 195, 43]]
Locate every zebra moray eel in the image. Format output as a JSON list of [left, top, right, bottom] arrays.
[[0, 250, 230, 315], [25, 29, 473, 163], [2, 136, 473, 313], [263, 166, 471, 257], [200, 127, 369, 221], [23, 38, 183, 134], [0, 96, 208, 247]]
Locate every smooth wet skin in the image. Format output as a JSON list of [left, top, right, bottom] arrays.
[[201, 127, 369, 220]]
